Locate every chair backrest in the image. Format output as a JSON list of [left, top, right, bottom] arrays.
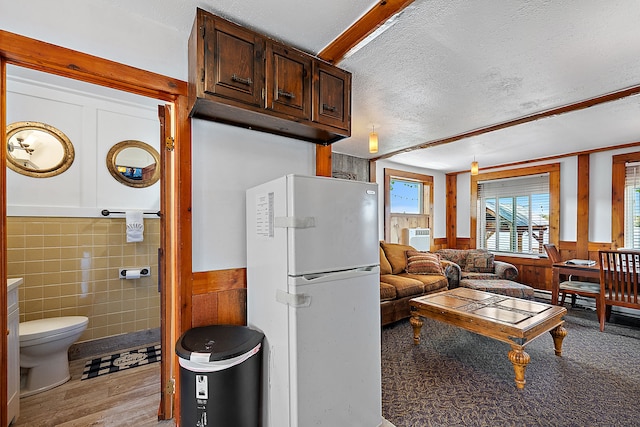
[[543, 244, 562, 264], [599, 250, 640, 309]]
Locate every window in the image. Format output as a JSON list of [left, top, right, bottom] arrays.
[[390, 178, 423, 214], [612, 152, 640, 249], [624, 162, 640, 248], [471, 164, 559, 256], [478, 175, 550, 254], [384, 168, 433, 243]]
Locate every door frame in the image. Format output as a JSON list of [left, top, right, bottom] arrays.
[[0, 30, 192, 424]]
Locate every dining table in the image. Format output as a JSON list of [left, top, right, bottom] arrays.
[[551, 261, 600, 305]]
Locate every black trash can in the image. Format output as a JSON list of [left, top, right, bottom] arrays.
[[176, 325, 264, 427]]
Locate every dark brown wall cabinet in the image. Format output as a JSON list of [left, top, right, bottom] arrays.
[[188, 8, 351, 144]]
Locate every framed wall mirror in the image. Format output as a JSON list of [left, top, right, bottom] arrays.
[[6, 121, 75, 178], [106, 140, 160, 188]]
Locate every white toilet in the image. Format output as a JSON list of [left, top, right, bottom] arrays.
[[19, 316, 89, 397]]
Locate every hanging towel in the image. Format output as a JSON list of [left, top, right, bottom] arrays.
[[126, 210, 144, 243]]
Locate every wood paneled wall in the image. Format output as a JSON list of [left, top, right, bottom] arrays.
[[191, 269, 247, 327]]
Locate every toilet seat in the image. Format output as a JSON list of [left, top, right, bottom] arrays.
[[20, 316, 89, 346]]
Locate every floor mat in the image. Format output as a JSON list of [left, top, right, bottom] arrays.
[[81, 344, 161, 380]]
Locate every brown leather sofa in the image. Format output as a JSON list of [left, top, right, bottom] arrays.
[[379, 242, 450, 326]]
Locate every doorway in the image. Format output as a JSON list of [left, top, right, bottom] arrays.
[[0, 32, 190, 425]]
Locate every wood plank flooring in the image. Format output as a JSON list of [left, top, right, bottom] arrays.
[[11, 346, 398, 427], [12, 353, 174, 427]]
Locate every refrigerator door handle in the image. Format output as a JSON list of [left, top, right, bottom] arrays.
[[274, 216, 316, 229], [276, 289, 312, 308], [290, 265, 380, 286]]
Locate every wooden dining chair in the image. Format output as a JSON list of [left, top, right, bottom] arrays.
[[598, 250, 640, 332], [543, 244, 601, 315]]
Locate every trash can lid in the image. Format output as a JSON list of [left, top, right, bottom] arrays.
[[175, 325, 264, 362]]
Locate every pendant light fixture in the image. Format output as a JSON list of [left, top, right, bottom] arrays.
[[369, 126, 378, 154], [470, 158, 479, 176]]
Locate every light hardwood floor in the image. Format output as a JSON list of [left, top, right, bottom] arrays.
[[11, 348, 397, 427], [12, 354, 174, 427]]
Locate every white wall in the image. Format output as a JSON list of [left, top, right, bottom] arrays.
[[0, 0, 187, 81], [1, 1, 320, 272], [191, 121, 315, 271], [374, 159, 447, 241], [456, 158, 579, 241], [455, 149, 640, 245], [6, 70, 161, 217], [5, 0, 637, 268]]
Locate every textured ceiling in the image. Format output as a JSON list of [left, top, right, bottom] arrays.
[[54, 0, 640, 172]]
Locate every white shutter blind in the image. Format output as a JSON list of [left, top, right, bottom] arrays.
[[624, 163, 640, 248], [477, 174, 550, 254], [478, 174, 549, 198]]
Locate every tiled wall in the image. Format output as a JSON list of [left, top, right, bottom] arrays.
[[6, 217, 160, 343]]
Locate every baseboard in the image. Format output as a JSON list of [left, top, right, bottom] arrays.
[[69, 328, 160, 361], [534, 289, 640, 320]]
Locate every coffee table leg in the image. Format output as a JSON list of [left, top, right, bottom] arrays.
[[508, 346, 530, 390], [410, 314, 423, 345], [550, 324, 567, 356]]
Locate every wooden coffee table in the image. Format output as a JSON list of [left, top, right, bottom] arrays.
[[410, 288, 567, 389]]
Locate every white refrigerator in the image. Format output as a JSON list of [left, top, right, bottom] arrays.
[[246, 174, 382, 427]]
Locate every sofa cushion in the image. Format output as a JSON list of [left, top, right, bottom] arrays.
[[380, 246, 393, 275], [380, 242, 415, 274], [399, 273, 448, 293], [459, 278, 534, 300], [465, 249, 495, 273], [380, 282, 397, 301], [405, 250, 444, 275], [461, 272, 499, 281], [380, 274, 424, 298], [435, 249, 468, 268]]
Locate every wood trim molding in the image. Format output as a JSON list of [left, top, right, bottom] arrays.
[[0, 56, 7, 427], [192, 269, 247, 294], [470, 163, 560, 250], [611, 151, 640, 248], [446, 173, 457, 248], [318, 0, 416, 64], [0, 30, 190, 423], [576, 154, 590, 258], [383, 168, 433, 242], [191, 269, 247, 327], [375, 85, 640, 161], [0, 30, 186, 101], [316, 144, 332, 177]]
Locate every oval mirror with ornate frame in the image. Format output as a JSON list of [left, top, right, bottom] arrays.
[[6, 121, 75, 178], [106, 140, 160, 188]]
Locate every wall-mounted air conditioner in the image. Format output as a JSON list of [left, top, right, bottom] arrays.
[[401, 228, 431, 251]]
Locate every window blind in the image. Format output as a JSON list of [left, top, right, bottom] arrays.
[[624, 163, 640, 248], [477, 173, 550, 254], [477, 174, 549, 198]]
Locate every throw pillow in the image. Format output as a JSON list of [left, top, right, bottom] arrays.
[[380, 246, 393, 275], [405, 250, 444, 275], [380, 242, 416, 274], [465, 249, 495, 273]]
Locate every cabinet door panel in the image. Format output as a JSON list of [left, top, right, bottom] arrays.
[[266, 42, 311, 119], [204, 15, 264, 107], [313, 62, 351, 131]]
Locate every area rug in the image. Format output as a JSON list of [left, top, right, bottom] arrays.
[[381, 307, 640, 427], [81, 344, 161, 380]]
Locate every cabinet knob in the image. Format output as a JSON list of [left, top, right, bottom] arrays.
[[322, 103, 337, 112], [278, 89, 296, 99], [231, 74, 253, 86]]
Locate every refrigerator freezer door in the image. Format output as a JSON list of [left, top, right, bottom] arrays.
[[287, 268, 382, 426], [286, 175, 379, 276]]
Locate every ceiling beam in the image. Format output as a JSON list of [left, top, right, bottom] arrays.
[[318, 0, 416, 64], [374, 83, 640, 161]]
